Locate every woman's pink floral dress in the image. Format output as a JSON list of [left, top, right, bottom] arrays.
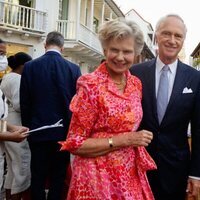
[[60, 63, 156, 200]]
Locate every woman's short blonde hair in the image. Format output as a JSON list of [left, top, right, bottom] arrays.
[[98, 18, 144, 56]]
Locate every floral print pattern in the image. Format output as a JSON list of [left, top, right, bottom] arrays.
[[60, 63, 156, 200]]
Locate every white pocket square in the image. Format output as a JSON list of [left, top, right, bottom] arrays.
[[182, 87, 193, 94]]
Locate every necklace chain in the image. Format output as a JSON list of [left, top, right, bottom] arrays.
[[113, 80, 125, 85], [112, 77, 126, 91]]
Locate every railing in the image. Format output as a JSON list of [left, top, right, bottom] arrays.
[[79, 24, 102, 53], [56, 20, 76, 40], [56, 20, 102, 54], [0, 1, 47, 33]]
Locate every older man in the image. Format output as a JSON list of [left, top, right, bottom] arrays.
[[130, 14, 200, 200]]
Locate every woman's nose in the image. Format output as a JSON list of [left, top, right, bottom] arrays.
[[116, 51, 124, 60]]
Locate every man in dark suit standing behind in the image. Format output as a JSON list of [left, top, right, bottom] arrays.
[[20, 31, 81, 200], [130, 14, 200, 200]]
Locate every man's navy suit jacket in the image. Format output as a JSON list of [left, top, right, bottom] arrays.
[[130, 58, 200, 194], [20, 51, 81, 142]]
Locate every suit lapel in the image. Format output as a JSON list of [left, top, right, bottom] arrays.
[[145, 60, 158, 121]]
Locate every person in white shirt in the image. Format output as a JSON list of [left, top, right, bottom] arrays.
[[0, 39, 28, 200], [0, 51, 31, 200]]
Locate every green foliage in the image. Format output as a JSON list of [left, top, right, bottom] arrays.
[[193, 57, 200, 67]]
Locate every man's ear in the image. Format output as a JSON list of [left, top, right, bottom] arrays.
[[60, 47, 64, 53], [153, 34, 158, 51], [44, 43, 47, 50], [155, 32, 161, 44]]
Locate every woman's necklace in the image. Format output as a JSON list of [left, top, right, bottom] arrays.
[[113, 80, 125, 85], [112, 76, 126, 91], [106, 64, 126, 91]]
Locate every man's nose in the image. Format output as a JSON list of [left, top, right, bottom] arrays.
[[169, 35, 176, 44]]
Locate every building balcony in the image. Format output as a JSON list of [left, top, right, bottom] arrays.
[[0, 1, 47, 37], [56, 20, 103, 61]]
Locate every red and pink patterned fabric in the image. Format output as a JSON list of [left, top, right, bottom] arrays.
[[59, 63, 156, 200]]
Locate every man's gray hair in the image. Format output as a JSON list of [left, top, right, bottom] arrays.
[[155, 14, 187, 37], [45, 31, 64, 48], [98, 18, 144, 56]]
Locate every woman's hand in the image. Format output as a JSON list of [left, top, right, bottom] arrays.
[[4, 124, 29, 142], [131, 129, 153, 147], [7, 124, 28, 132], [113, 130, 153, 148]]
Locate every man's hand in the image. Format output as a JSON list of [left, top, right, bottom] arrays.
[[186, 178, 200, 199]]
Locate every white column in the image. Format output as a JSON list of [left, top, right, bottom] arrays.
[[76, 0, 81, 40], [101, 1, 105, 25], [83, 0, 87, 25], [89, 0, 94, 30], [109, 12, 113, 20]]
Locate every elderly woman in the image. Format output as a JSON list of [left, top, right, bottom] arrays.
[[59, 18, 156, 200]]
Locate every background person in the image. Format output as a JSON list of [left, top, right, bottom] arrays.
[[0, 52, 32, 200], [59, 18, 156, 200], [130, 14, 200, 200], [20, 31, 81, 200], [0, 39, 29, 200]]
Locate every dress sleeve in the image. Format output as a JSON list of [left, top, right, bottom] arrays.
[[59, 76, 99, 153]]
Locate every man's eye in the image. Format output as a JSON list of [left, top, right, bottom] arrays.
[[175, 34, 183, 39], [162, 32, 170, 36]]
